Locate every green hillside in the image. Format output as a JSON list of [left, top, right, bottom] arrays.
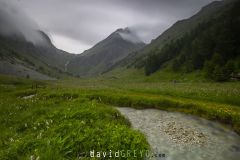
[[143, 0, 240, 81], [110, 0, 240, 82], [0, 34, 75, 79]]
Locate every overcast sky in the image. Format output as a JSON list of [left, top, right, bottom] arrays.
[[8, 0, 216, 53]]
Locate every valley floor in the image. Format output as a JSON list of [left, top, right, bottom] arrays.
[[0, 75, 240, 159]]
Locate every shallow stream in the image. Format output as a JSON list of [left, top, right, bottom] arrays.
[[117, 107, 240, 160]]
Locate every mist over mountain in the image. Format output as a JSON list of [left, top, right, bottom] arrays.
[[0, 0, 75, 79], [0, 0, 239, 82], [116, 28, 143, 44], [0, 0, 146, 79], [0, 0, 49, 46]]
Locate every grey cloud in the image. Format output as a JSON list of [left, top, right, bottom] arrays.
[[0, 0, 49, 45], [2, 0, 216, 53]]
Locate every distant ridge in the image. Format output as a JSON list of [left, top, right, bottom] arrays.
[[67, 28, 145, 77]]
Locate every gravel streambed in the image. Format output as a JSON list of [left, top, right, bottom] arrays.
[[117, 107, 240, 160]]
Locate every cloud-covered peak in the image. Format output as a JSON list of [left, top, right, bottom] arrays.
[[0, 0, 49, 46], [115, 27, 144, 44], [0, 0, 216, 53]]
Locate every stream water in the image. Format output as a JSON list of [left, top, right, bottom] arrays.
[[117, 107, 240, 160]]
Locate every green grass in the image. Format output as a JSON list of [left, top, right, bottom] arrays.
[[87, 90, 240, 133], [0, 74, 240, 159], [0, 77, 149, 159], [55, 76, 240, 134]]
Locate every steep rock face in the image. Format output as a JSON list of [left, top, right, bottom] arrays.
[[67, 28, 145, 77]]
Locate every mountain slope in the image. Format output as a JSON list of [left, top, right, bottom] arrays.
[[0, 34, 75, 79], [67, 28, 145, 77], [143, 0, 240, 80], [114, 0, 235, 69], [107, 0, 240, 82], [0, 1, 75, 79]]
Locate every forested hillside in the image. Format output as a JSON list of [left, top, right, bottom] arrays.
[[138, 0, 240, 81]]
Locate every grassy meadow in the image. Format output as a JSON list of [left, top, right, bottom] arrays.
[[0, 76, 149, 159], [0, 74, 240, 159]]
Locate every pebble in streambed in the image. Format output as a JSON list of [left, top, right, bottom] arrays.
[[116, 107, 240, 160]]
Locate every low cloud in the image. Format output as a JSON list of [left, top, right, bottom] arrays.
[[0, 0, 47, 45], [1, 0, 216, 53]]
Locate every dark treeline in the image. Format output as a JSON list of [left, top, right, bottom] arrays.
[[144, 1, 240, 81]]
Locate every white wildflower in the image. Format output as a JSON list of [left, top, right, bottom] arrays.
[[37, 134, 41, 139], [30, 155, 34, 160], [81, 121, 85, 125]]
